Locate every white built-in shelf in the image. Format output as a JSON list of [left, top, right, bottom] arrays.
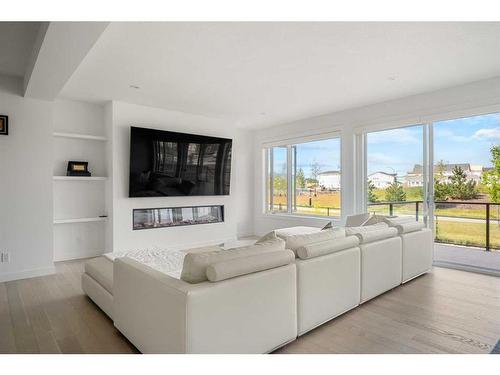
[[53, 131, 108, 142], [53, 176, 108, 181], [53, 217, 108, 224]]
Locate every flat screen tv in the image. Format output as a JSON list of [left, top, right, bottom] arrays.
[[129, 126, 232, 197]]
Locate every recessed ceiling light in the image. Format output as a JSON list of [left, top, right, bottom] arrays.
[[129, 85, 140, 89], [260, 112, 266, 116], [387, 76, 396, 81]]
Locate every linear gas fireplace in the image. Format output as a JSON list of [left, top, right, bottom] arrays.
[[133, 205, 224, 230]]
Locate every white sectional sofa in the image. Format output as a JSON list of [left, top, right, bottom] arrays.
[[81, 217, 433, 353]]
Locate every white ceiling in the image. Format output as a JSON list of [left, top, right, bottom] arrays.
[[60, 22, 500, 129], [0, 22, 41, 77]]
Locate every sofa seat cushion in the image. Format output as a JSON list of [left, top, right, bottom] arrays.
[[181, 238, 286, 284], [84, 257, 114, 294], [206, 250, 295, 282], [274, 226, 321, 240], [296, 236, 360, 259], [103, 247, 208, 280], [345, 226, 398, 244]]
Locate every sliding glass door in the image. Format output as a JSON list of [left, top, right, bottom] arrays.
[[362, 112, 500, 272], [432, 113, 500, 271]]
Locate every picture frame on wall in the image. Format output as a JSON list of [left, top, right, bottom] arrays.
[[0, 115, 8, 135]]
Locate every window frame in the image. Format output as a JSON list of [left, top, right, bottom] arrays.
[[263, 131, 342, 218]]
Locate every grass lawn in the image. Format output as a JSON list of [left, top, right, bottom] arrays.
[[272, 191, 341, 216], [435, 220, 500, 250]]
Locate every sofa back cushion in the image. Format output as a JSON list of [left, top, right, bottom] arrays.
[[391, 221, 425, 234], [296, 236, 359, 259], [345, 226, 398, 244], [206, 250, 295, 282], [345, 213, 370, 227], [180, 238, 286, 283], [345, 222, 388, 235], [282, 228, 345, 256]]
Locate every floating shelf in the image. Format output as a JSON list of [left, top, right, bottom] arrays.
[[53, 176, 108, 181], [53, 132, 108, 142], [53, 217, 108, 224]]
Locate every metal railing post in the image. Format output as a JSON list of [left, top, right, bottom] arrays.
[[486, 203, 490, 251], [416, 201, 419, 221], [389, 203, 394, 216]]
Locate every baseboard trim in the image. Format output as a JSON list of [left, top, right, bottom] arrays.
[[0, 265, 56, 283]]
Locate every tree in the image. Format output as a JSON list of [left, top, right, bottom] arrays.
[[434, 159, 450, 201], [273, 175, 287, 195], [449, 166, 478, 200], [309, 160, 321, 192], [483, 145, 500, 203], [434, 177, 450, 201], [310, 160, 321, 181], [385, 181, 406, 202], [367, 180, 378, 203], [435, 160, 446, 181], [296, 168, 306, 189]]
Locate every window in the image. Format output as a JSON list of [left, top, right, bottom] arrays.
[[266, 136, 341, 217], [365, 125, 425, 219]]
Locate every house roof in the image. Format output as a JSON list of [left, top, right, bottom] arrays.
[[318, 170, 340, 176], [409, 163, 475, 174], [368, 171, 397, 177]]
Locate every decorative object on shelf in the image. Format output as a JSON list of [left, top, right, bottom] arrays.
[[133, 205, 224, 230], [0, 115, 8, 135], [67, 161, 91, 176]]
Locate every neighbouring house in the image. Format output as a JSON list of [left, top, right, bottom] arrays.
[[318, 170, 341, 190], [403, 163, 486, 187], [368, 171, 397, 189]]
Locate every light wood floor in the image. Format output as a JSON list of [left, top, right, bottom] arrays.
[[1, 261, 499, 354]]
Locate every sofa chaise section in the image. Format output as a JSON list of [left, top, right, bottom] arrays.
[[113, 255, 298, 353]]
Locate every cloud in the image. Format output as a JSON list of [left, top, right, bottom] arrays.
[[433, 128, 469, 142], [472, 127, 500, 141], [367, 128, 420, 145]]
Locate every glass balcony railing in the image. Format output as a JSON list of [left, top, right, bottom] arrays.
[[368, 201, 500, 251]]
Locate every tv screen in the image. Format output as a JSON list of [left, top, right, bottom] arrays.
[[129, 126, 232, 197]]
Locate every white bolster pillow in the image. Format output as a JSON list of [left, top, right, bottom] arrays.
[[181, 238, 285, 284], [394, 221, 425, 234], [206, 250, 295, 282], [349, 227, 398, 244], [296, 236, 359, 259]]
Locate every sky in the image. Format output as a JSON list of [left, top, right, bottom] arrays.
[[272, 112, 500, 179], [272, 138, 341, 177], [367, 112, 500, 177]]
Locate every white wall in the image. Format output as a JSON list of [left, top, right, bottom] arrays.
[[253, 77, 500, 235], [0, 75, 54, 282], [108, 101, 254, 252]]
